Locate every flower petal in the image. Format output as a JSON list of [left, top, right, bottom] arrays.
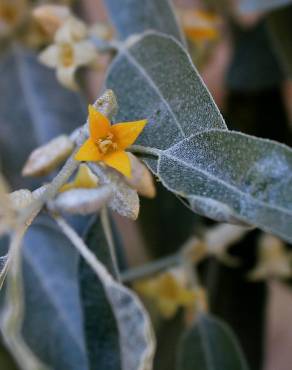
[[103, 150, 131, 177], [59, 164, 98, 192], [38, 44, 59, 68], [75, 138, 101, 161], [55, 17, 87, 43], [73, 41, 97, 67], [111, 120, 147, 149], [56, 66, 78, 90], [88, 104, 111, 141], [184, 27, 218, 42]]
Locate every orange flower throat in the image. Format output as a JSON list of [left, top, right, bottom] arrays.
[[96, 132, 117, 155]]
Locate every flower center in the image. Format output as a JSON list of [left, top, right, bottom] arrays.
[[59, 43, 74, 67], [96, 133, 117, 154]]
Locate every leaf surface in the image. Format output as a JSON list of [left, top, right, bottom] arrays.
[[79, 216, 120, 370], [158, 130, 292, 242], [177, 314, 249, 370], [106, 32, 226, 171], [0, 44, 86, 188], [79, 215, 155, 370], [21, 215, 88, 370], [103, 0, 185, 44]]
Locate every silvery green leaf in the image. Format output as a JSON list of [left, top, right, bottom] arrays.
[[177, 314, 249, 370], [106, 32, 226, 170], [103, 0, 185, 44], [106, 283, 155, 370], [20, 215, 88, 370], [158, 129, 292, 243], [0, 255, 8, 273], [79, 216, 120, 370], [81, 215, 155, 370], [238, 0, 292, 13], [89, 164, 139, 220], [51, 187, 113, 215], [267, 5, 292, 77], [0, 44, 86, 188], [72, 217, 155, 370]]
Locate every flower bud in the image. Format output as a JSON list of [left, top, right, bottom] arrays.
[[32, 5, 70, 37], [51, 187, 112, 215], [126, 153, 156, 198], [22, 135, 74, 177]]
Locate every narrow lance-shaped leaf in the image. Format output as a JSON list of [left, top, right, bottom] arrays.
[[158, 129, 292, 243], [106, 32, 226, 170], [0, 44, 86, 188], [7, 215, 88, 370], [103, 0, 185, 44], [177, 314, 250, 370], [238, 0, 292, 13], [60, 215, 155, 370], [79, 216, 120, 370]]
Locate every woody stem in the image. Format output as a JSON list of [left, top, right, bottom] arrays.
[[121, 252, 183, 283]]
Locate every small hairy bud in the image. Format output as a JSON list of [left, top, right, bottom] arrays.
[[126, 153, 156, 198], [50, 187, 112, 215], [89, 163, 140, 220], [32, 5, 71, 37], [22, 135, 74, 177], [9, 189, 34, 209], [248, 233, 292, 281]]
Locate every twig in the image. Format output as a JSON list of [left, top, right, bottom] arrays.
[[1, 226, 48, 370], [120, 224, 250, 283], [100, 207, 121, 281], [121, 252, 182, 283], [53, 215, 115, 286]]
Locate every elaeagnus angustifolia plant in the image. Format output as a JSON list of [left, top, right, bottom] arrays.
[[0, 0, 291, 369]]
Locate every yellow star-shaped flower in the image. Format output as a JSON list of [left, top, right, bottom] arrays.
[[75, 105, 147, 178], [180, 9, 220, 43], [134, 271, 196, 319], [59, 164, 98, 192]]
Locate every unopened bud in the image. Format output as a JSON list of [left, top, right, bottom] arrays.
[[9, 189, 33, 209], [22, 135, 74, 177], [126, 153, 156, 198], [51, 187, 112, 215], [32, 5, 71, 37]]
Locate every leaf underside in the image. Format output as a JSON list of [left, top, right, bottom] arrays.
[[103, 0, 185, 44], [158, 130, 292, 243], [0, 44, 86, 188], [177, 314, 249, 370], [106, 31, 226, 171]]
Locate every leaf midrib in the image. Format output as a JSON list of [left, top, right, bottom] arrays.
[[120, 48, 186, 138], [160, 151, 292, 217]]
